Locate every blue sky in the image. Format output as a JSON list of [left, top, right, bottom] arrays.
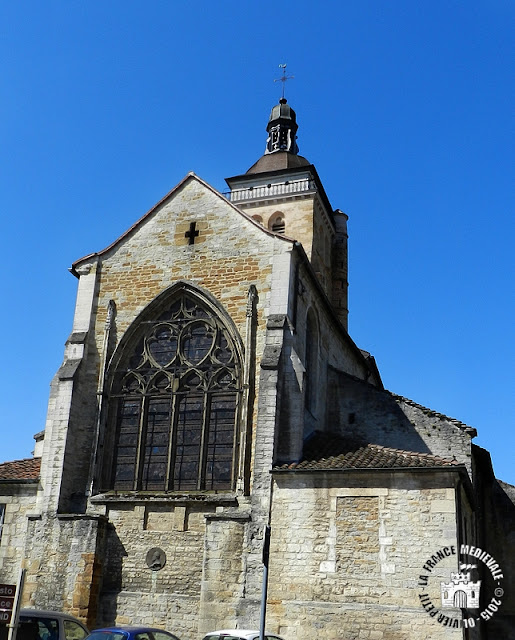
[[1, 1, 513, 483]]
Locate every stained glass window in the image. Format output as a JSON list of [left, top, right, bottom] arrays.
[[109, 290, 241, 492]]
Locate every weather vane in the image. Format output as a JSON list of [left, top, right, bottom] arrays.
[[274, 63, 294, 100]]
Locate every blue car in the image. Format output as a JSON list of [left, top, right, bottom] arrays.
[[86, 628, 180, 640]]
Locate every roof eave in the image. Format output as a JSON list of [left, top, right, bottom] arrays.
[[226, 164, 335, 225], [272, 464, 467, 474], [70, 172, 295, 278]]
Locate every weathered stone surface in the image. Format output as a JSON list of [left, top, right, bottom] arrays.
[[0, 143, 513, 640]]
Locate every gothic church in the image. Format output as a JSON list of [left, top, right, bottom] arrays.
[[1, 99, 514, 640]]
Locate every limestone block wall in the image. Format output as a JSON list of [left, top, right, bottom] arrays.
[[267, 472, 464, 640], [243, 198, 316, 256], [90, 178, 284, 489], [96, 502, 249, 640], [393, 395, 474, 474], [36, 260, 99, 515], [274, 251, 377, 462], [198, 514, 249, 635], [36, 174, 368, 519], [238, 193, 334, 298], [20, 175, 310, 626], [0, 484, 38, 580], [37, 175, 288, 517], [91, 178, 277, 346], [293, 259, 372, 382], [39, 365, 95, 515], [23, 514, 105, 628], [21, 173, 397, 634], [326, 372, 473, 473], [330, 208, 348, 330]]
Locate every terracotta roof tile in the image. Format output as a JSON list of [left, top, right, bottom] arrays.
[[274, 432, 459, 472], [0, 458, 41, 481]]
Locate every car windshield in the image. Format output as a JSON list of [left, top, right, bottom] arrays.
[[86, 633, 126, 640]]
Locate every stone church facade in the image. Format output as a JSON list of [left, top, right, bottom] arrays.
[[0, 99, 514, 640]]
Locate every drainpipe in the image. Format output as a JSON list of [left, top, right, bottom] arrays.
[[259, 477, 274, 640]]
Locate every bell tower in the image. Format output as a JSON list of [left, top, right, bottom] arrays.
[[225, 98, 349, 329], [264, 97, 299, 155]]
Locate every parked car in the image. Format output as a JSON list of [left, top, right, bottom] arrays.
[[0, 609, 89, 640], [85, 628, 180, 640], [201, 630, 284, 640]]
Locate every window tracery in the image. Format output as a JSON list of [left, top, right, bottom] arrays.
[[109, 290, 241, 492]]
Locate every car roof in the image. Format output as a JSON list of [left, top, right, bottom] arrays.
[[20, 610, 86, 623], [203, 632, 277, 640], [89, 629, 175, 634]]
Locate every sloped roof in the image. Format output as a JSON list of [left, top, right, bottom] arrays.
[[0, 458, 41, 481], [274, 431, 459, 472], [498, 479, 515, 503], [246, 151, 311, 174], [71, 172, 293, 276], [389, 392, 477, 436]]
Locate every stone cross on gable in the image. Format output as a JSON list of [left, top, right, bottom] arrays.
[[185, 221, 199, 245]]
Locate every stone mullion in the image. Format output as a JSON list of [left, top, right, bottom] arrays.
[[166, 391, 179, 490], [198, 390, 211, 490], [134, 395, 149, 490]]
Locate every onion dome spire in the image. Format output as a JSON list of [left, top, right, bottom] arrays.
[[265, 98, 299, 155]]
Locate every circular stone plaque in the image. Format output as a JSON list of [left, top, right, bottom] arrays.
[[146, 547, 167, 571]]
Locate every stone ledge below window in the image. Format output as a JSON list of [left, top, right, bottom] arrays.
[[90, 491, 239, 506]]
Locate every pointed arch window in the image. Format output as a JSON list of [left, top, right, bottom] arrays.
[[109, 290, 241, 492]]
